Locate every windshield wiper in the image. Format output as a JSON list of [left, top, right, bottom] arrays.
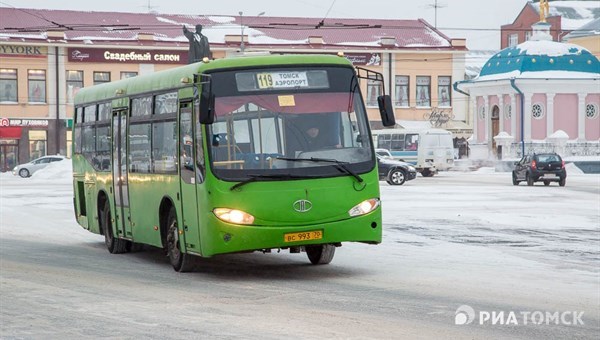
[[276, 157, 363, 183], [230, 173, 317, 191]]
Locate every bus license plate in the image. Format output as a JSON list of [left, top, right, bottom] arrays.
[[284, 230, 323, 243]]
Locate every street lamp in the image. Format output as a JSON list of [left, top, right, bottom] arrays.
[[239, 11, 265, 53]]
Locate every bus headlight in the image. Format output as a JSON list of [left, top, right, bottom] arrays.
[[348, 198, 380, 217], [213, 208, 255, 225]]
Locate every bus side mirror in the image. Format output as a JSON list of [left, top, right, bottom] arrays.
[[377, 95, 395, 127], [199, 89, 215, 124], [197, 75, 215, 124]]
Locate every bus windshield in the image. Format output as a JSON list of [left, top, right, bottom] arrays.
[[206, 66, 373, 181]]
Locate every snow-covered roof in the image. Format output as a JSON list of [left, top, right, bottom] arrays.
[[465, 50, 498, 79], [476, 35, 599, 80], [562, 17, 600, 40], [0, 7, 458, 50], [530, 1, 600, 30]]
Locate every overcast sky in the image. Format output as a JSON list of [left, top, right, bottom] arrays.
[[2, 0, 531, 50]]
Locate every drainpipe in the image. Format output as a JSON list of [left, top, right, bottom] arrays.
[[453, 81, 469, 97], [388, 52, 393, 98], [453, 81, 470, 134], [510, 78, 525, 157], [55, 46, 61, 155]]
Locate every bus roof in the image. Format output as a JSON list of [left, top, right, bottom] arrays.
[[74, 54, 353, 106]]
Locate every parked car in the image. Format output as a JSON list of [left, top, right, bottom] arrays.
[[12, 155, 66, 178], [375, 148, 393, 158], [376, 154, 417, 185], [512, 153, 566, 186]]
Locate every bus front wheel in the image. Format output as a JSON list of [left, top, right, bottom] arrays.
[[305, 244, 335, 265], [166, 207, 196, 272], [102, 201, 128, 254]]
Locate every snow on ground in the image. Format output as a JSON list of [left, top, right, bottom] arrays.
[[1, 160, 599, 323]]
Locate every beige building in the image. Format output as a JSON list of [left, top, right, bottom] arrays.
[[0, 7, 468, 171]]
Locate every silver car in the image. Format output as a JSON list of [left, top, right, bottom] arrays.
[[12, 155, 66, 177]]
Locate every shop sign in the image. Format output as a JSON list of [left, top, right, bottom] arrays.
[[0, 45, 47, 57], [344, 53, 381, 66], [68, 48, 186, 64], [424, 108, 455, 128], [1, 118, 49, 127]]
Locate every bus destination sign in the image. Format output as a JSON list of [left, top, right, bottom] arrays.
[[236, 70, 329, 92], [257, 71, 308, 89]]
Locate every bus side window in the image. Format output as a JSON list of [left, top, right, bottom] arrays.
[[195, 103, 205, 183], [377, 134, 390, 150], [405, 134, 418, 151], [180, 105, 194, 184], [390, 134, 404, 151]]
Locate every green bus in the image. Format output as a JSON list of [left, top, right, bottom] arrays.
[[72, 54, 395, 271]]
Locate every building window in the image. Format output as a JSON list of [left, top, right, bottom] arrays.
[[66, 131, 72, 158], [120, 72, 138, 79], [504, 104, 512, 119], [394, 76, 409, 107], [93, 71, 111, 85], [437, 76, 451, 107], [28, 70, 46, 103], [479, 106, 486, 120], [525, 31, 532, 41], [416, 76, 431, 107], [29, 130, 47, 160], [366, 80, 381, 107], [531, 103, 545, 119], [508, 33, 518, 47], [0, 68, 18, 102], [585, 104, 598, 119], [66, 70, 83, 103]]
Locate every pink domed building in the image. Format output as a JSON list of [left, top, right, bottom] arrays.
[[455, 22, 599, 161]]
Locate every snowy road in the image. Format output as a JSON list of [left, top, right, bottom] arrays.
[[1, 164, 599, 339]]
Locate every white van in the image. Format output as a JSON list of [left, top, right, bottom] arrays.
[[372, 128, 454, 176]]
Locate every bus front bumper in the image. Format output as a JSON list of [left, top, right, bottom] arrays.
[[198, 211, 382, 257]]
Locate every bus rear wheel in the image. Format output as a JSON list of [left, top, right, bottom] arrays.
[[166, 207, 196, 272], [305, 244, 335, 265], [102, 201, 128, 254]]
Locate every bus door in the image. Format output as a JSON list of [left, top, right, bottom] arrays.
[[111, 109, 133, 239], [178, 101, 201, 253]]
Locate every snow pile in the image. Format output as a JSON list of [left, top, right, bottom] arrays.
[[565, 162, 584, 174], [30, 159, 73, 182]]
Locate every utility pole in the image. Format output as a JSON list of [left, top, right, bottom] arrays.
[[239, 11, 265, 53]]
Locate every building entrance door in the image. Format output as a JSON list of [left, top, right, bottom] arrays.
[[0, 141, 18, 172], [491, 105, 500, 156]]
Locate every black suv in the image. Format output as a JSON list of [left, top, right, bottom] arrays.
[[512, 153, 567, 186]]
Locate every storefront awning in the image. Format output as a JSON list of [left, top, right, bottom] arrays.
[[0, 127, 22, 139]]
